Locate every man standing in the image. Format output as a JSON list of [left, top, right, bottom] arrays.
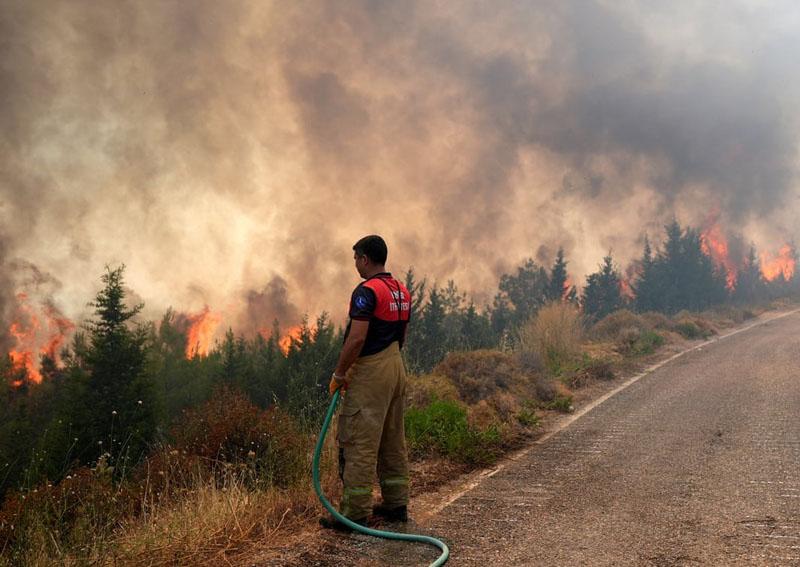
[[320, 235, 412, 531]]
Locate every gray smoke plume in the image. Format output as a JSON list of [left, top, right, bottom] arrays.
[[240, 276, 301, 336], [1, 0, 798, 340]]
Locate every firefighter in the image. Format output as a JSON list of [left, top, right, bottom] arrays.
[[320, 235, 412, 531]]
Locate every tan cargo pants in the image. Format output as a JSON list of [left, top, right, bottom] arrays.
[[336, 341, 409, 520]]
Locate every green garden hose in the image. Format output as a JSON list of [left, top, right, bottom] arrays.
[[313, 389, 450, 566]]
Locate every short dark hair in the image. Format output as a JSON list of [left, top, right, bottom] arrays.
[[353, 235, 388, 265]]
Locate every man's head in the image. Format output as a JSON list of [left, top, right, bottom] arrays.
[[353, 235, 387, 278]]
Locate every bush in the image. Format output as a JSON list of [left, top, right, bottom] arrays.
[[632, 330, 665, 354], [639, 311, 676, 331], [405, 399, 501, 465], [171, 386, 308, 488], [584, 357, 615, 380], [534, 375, 557, 402], [433, 350, 519, 404], [516, 400, 540, 428], [674, 311, 717, 338], [675, 320, 704, 339], [406, 372, 460, 408], [518, 302, 583, 374], [590, 309, 649, 340], [543, 394, 573, 413], [614, 327, 665, 355]]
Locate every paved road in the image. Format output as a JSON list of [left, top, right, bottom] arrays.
[[314, 311, 800, 566]]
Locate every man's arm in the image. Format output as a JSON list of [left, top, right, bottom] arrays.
[[334, 319, 369, 378]]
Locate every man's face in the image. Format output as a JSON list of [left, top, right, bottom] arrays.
[[354, 252, 368, 278]]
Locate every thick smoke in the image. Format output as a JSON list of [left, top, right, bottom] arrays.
[[1, 1, 798, 337], [0, 236, 13, 353], [240, 276, 301, 336]]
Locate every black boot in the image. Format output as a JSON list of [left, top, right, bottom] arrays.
[[319, 514, 368, 533], [372, 503, 408, 522]]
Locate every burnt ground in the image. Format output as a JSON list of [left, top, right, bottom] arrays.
[[256, 309, 800, 566]]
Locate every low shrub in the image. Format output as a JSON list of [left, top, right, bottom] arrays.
[[434, 350, 519, 404], [632, 330, 665, 355], [406, 372, 460, 408], [543, 394, 573, 413], [612, 326, 665, 356], [674, 311, 717, 338], [675, 320, 704, 339], [590, 309, 649, 341], [405, 399, 501, 465], [171, 386, 308, 489], [565, 355, 617, 388], [639, 311, 676, 331], [584, 357, 616, 381], [516, 347, 545, 374], [516, 400, 540, 428], [534, 375, 557, 402], [518, 302, 583, 374]]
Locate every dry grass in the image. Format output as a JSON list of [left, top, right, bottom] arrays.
[[518, 302, 583, 373], [112, 466, 338, 567], [0, 444, 340, 567], [406, 372, 461, 407], [0, 387, 339, 567]]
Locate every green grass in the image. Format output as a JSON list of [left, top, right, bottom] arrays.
[[543, 394, 573, 413], [631, 329, 665, 355], [405, 399, 501, 465], [516, 400, 540, 427], [675, 321, 704, 339]]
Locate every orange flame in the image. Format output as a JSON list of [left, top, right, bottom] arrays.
[[278, 325, 303, 355], [700, 220, 737, 290], [562, 277, 573, 301], [7, 293, 74, 386], [619, 278, 635, 301], [185, 306, 222, 358], [760, 244, 796, 282]]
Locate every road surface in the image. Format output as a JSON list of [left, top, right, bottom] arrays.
[[302, 310, 800, 566]]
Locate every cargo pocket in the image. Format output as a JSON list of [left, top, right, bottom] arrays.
[[337, 405, 361, 446]]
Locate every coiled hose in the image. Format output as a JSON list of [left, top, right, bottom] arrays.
[[312, 389, 450, 566]]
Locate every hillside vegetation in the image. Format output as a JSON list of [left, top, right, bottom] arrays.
[[2, 221, 798, 565]]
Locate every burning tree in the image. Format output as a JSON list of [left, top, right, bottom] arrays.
[[633, 221, 728, 314]]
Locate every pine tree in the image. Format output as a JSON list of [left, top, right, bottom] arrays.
[[634, 236, 658, 312], [547, 248, 569, 302], [410, 285, 447, 372], [582, 254, 623, 321], [460, 301, 496, 351], [79, 266, 157, 473], [733, 246, 765, 304], [495, 258, 549, 327]]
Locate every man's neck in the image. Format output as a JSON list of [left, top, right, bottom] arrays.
[[363, 266, 388, 279]]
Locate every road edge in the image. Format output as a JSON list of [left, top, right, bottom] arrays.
[[424, 307, 800, 518]]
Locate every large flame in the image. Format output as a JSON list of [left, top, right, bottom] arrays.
[[278, 325, 304, 355], [185, 306, 222, 358], [7, 293, 75, 386], [760, 244, 796, 282], [700, 218, 737, 290]]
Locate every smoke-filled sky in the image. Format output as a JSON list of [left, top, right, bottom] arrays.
[[2, 0, 800, 338]]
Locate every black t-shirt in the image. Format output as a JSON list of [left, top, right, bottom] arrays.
[[345, 273, 411, 357]]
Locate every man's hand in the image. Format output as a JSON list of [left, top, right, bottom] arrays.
[[329, 372, 348, 396]]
